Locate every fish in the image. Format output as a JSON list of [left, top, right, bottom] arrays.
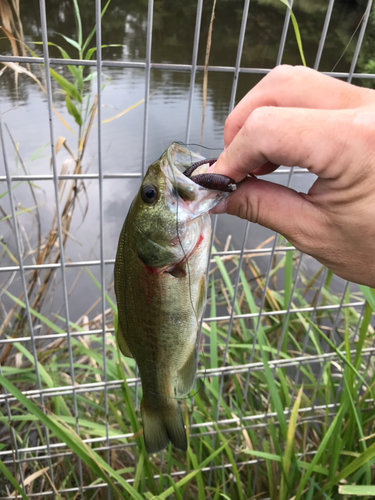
[[114, 142, 231, 453]]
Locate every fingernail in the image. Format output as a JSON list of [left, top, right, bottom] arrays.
[[209, 199, 227, 215]]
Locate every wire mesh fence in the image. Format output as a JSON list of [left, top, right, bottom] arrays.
[[1, 0, 375, 498]]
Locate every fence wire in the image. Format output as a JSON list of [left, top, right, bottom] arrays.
[[0, 0, 374, 498]]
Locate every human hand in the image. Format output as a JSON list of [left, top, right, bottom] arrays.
[[210, 65, 375, 287]]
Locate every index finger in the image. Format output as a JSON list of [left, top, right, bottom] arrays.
[[214, 105, 362, 182], [225, 65, 375, 147]]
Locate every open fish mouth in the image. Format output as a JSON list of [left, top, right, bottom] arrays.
[[162, 142, 235, 218]]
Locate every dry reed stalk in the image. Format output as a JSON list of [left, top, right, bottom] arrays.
[[1, 97, 98, 363], [200, 0, 217, 146]]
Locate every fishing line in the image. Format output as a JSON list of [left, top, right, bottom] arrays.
[[166, 142, 209, 400], [184, 142, 223, 153], [331, 6, 370, 73]]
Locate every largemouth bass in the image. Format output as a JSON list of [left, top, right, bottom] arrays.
[[114, 142, 231, 453]]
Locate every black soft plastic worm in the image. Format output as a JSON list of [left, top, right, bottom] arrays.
[[184, 158, 237, 192]]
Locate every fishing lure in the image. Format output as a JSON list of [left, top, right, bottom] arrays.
[[184, 157, 237, 192]]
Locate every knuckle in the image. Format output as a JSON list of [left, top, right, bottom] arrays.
[[246, 106, 272, 132], [244, 106, 276, 148], [265, 64, 309, 87], [224, 114, 237, 140]]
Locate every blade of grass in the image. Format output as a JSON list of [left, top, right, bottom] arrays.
[[323, 441, 375, 492], [157, 441, 228, 500], [354, 300, 373, 369], [85, 267, 117, 312], [0, 374, 143, 500], [193, 394, 244, 500], [12, 341, 70, 416], [82, 0, 112, 54], [359, 286, 375, 312], [72, 0, 82, 51], [278, 0, 306, 66], [304, 315, 375, 399], [133, 451, 144, 491], [50, 68, 82, 103], [280, 386, 303, 499], [294, 405, 345, 500], [167, 475, 184, 500], [256, 325, 288, 438], [116, 344, 157, 494], [243, 450, 328, 476], [0, 458, 30, 500], [210, 278, 219, 394], [339, 485, 375, 495], [187, 447, 205, 500]]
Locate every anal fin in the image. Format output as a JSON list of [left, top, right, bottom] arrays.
[[176, 346, 197, 397], [196, 275, 207, 320]]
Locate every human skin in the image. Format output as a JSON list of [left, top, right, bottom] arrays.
[[210, 65, 375, 287]]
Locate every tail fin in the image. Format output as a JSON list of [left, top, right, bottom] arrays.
[[141, 394, 187, 454]]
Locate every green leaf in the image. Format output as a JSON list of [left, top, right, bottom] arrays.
[[50, 68, 82, 103], [294, 405, 345, 500], [278, 0, 306, 66], [116, 345, 156, 494], [65, 95, 82, 126], [58, 33, 81, 51], [324, 441, 375, 492], [72, 0, 82, 50], [243, 450, 328, 476], [0, 181, 22, 199], [82, 0, 112, 54], [354, 300, 373, 369], [187, 448, 205, 500], [12, 341, 71, 417], [359, 286, 375, 312], [280, 386, 303, 499], [85, 44, 122, 60], [157, 441, 228, 499], [85, 267, 117, 312], [168, 476, 184, 500], [38, 41, 82, 87], [256, 326, 288, 438], [304, 315, 375, 399], [339, 485, 375, 496], [5, 290, 65, 334], [0, 458, 30, 500]]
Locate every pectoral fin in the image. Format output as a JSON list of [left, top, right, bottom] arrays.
[[167, 260, 187, 278], [196, 275, 207, 320], [176, 346, 197, 397], [116, 322, 133, 358]]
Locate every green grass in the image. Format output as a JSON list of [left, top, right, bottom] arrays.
[[1, 244, 375, 499]]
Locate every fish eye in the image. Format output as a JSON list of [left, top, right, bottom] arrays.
[[141, 184, 158, 204]]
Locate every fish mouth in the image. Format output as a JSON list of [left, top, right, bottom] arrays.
[[165, 142, 206, 175], [162, 142, 229, 218]]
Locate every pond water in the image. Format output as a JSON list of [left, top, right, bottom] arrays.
[[0, 0, 370, 321]]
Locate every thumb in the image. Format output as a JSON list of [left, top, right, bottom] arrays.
[[210, 177, 324, 252]]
